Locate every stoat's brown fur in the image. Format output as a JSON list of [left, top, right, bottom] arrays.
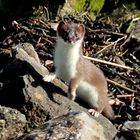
[[43, 21, 115, 122]]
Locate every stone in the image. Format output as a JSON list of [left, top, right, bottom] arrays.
[[0, 43, 117, 139], [15, 43, 41, 64], [115, 121, 140, 140], [16, 111, 116, 140], [0, 105, 27, 140]]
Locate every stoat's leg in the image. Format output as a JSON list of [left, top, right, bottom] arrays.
[[68, 78, 80, 101], [88, 109, 100, 117], [67, 91, 76, 101], [43, 73, 56, 82]]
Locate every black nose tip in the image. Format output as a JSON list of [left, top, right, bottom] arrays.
[[68, 36, 75, 43]]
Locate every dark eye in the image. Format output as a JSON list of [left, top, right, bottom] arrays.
[[60, 31, 69, 42], [59, 30, 67, 37], [63, 31, 68, 37]]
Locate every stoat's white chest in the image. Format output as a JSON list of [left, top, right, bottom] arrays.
[[54, 38, 82, 83]]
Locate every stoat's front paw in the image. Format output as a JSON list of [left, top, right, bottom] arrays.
[[88, 109, 100, 117], [67, 91, 76, 101], [43, 74, 56, 82]]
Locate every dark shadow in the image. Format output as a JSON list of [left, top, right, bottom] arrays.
[[0, 76, 25, 109], [0, 0, 65, 42], [0, 58, 67, 109]]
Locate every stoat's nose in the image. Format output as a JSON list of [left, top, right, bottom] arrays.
[[68, 36, 75, 43]]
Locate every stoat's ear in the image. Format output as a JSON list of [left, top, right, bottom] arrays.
[[77, 24, 85, 35], [57, 21, 65, 34]]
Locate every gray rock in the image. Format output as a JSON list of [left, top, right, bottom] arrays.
[[0, 43, 117, 139], [115, 121, 140, 140], [0, 105, 27, 140], [16, 111, 116, 140], [15, 43, 41, 64]]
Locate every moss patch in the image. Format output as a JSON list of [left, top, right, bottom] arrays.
[[72, 0, 105, 20]]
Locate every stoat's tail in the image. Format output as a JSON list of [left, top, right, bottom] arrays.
[[102, 102, 115, 123]]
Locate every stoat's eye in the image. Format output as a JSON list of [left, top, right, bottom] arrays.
[[63, 31, 68, 37]]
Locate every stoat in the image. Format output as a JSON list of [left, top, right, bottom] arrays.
[[43, 21, 115, 121]]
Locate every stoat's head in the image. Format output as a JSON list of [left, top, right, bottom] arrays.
[[57, 21, 85, 45]]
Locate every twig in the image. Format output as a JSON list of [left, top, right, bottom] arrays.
[[86, 27, 125, 36], [107, 78, 137, 93], [83, 56, 133, 71], [117, 94, 134, 98], [120, 30, 134, 48], [96, 35, 127, 54], [130, 53, 140, 64], [120, 49, 128, 56], [44, 6, 50, 20], [42, 37, 54, 45], [38, 19, 50, 29]]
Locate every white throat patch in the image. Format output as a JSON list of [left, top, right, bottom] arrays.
[[54, 37, 83, 83]]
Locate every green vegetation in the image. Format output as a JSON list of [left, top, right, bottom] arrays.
[[72, 0, 105, 20], [73, 0, 85, 12], [126, 20, 135, 33]]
